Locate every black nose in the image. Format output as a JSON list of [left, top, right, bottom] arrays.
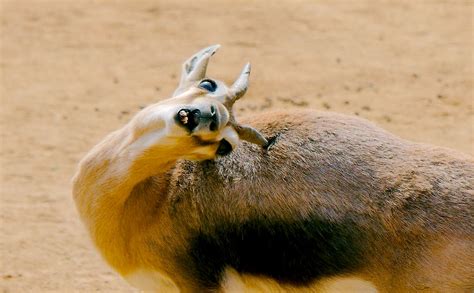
[[177, 109, 201, 131]]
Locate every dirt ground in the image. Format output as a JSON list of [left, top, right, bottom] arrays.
[[1, 0, 472, 292]]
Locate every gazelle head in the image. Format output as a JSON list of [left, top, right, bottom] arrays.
[[127, 45, 266, 163], [171, 45, 269, 150], [172, 45, 249, 104]]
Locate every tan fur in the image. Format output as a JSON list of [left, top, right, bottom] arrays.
[[73, 109, 474, 292], [73, 47, 473, 292], [72, 91, 236, 277]]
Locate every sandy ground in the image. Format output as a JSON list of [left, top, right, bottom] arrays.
[[1, 0, 472, 292]]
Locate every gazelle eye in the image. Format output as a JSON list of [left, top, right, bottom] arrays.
[[199, 79, 217, 92]]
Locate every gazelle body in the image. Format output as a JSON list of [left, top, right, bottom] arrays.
[[73, 46, 473, 292]]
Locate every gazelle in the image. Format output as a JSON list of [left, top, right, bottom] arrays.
[[73, 45, 473, 292]]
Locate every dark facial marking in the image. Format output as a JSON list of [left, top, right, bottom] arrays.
[[180, 215, 365, 289], [216, 139, 233, 156]]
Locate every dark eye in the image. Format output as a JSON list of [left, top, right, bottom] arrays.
[[199, 79, 217, 92]]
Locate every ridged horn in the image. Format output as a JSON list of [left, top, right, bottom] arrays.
[[227, 62, 251, 107]]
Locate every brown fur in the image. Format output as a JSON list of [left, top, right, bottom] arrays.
[[145, 111, 473, 292], [74, 109, 473, 292]]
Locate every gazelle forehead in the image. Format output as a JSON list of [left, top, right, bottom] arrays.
[[170, 80, 229, 104], [203, 79, 229, 101]]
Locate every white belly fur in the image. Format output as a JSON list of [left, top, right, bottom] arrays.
[[125, 268, 377, 292], [125, 269, 179, 292], [223, 269, 378, 293]]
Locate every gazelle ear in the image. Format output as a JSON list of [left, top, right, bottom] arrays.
[[234, 124, 269, 148], [173, 45, 220, 97], [220, 63, 269, 149]]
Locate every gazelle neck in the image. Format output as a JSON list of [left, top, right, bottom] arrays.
[[72, 126, 176, 274]]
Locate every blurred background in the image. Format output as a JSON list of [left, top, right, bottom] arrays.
[[1, 0, 472, 291]]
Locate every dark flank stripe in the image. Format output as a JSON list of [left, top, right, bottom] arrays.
[[181, 215, 366, 289]]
